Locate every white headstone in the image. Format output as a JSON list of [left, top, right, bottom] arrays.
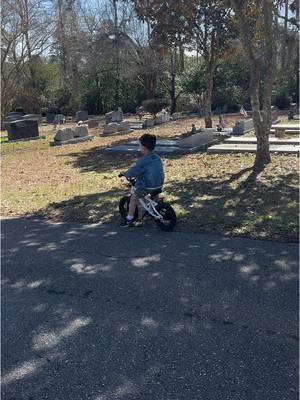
[[117, 120, 131, 131], [74, 125, 89, 137], [54, 128, 74, 142], [103, 123, 119, 134]]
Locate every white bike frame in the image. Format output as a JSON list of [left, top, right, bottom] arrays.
[[130, 186, 163, 221]]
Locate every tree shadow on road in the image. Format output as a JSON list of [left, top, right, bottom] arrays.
[[1, 217, 299, 399]]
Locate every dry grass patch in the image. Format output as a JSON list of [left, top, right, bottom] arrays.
[[1, 115, 298, 241]]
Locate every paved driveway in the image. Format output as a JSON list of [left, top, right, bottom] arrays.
[[2, 217, 299, 400]]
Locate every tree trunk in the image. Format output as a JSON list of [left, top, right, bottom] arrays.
[[249, 66, 271, 168], [112, 0, 120, 108], [230, 0, 275, 170], [281, 0, 289, 68], [204, 64, 213, 128], [169, 72, 176, 114]]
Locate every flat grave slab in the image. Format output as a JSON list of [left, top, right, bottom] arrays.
[[130, 123, 144, 130], [105, 144, 188, 155], [105, 130, 230, 155], [50, 135, 94, 146], [129, 139, 179, 147], [224, 137, 300, 145], [207, 143, 300, 155], [271, 124, 299, 130]]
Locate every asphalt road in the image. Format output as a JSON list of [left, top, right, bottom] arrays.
[[1, 217, 299, 400]]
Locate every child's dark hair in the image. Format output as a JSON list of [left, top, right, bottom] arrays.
[[139, 134, 156, 151]]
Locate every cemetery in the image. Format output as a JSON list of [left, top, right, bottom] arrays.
[[1, 107, 299, 241], [1, 2, 299, 400], [1, 0, 299, 243]]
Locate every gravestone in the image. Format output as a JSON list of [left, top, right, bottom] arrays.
[[103, 123, 119, 135], [105, 111, 114, 124], [8, 120, 39, 141], [118, 120, 131, 132], [143, 118, 155, 128], [74, 125, 89, 138], [76, 111, 88, 122], [54, 128, 74, 142], [53, 114, 65, 124], [105, 107, 123, 124], [87, 119, 99, 129], [46, 113, 56, 123], [171, 113, 179, 121], [232, 119, 254, 135], [178, 130, 221, 150], [155, 114, 170, 125]]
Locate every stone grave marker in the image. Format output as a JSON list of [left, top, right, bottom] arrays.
[[154, 114, 170, 125], [51, 127, 93, 146], [54, 128, 74, 142], [76, 111, 88, 122], [74, 125, 89, 138], [105, 107, 123, 124], [46, 112, 56, 123], [87, 119, 99, 129], [232, 119, 254, 135], [178, 130, 221, 150], [53, 114, 66, 124], [117, 120, 131, 132], [143, 119, 155, 128], [103, 123, 119, 135], [8, 120, 39, 141]]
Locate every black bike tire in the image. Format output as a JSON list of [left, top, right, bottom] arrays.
[[119, 196, 139, 221], [155, 202, 177, 231]]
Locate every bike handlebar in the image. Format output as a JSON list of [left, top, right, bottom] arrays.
[[119, 174, 136, 186]]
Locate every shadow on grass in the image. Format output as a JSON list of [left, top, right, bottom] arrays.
[[56, 139, 140, 174], [33, 163, 299, 241], [164, 168, 299, 241], [36, 188, 125, 224]]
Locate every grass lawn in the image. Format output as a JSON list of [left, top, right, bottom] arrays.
[[1, 114, 299, 241]]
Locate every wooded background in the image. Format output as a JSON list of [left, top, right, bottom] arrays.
[[1, 0, 299, 118]]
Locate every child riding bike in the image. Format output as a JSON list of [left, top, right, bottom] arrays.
[[119, 133, 164, 227]]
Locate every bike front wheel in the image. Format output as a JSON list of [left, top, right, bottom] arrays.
[[155, 202, 177, 231], [119, 196, 139, 221]]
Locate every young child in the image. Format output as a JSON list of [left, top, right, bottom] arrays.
[[119, 133, 164, 227]]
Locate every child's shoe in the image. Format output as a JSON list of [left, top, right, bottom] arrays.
[[120, 218, 135, 227]]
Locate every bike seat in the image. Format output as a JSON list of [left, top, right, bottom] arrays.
[[150, 188, 162, 198]]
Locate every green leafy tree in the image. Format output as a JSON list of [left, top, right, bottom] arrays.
[[230, 0, 292, 168]]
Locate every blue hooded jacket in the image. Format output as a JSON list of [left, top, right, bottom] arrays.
[[124, 151, 164, 189]]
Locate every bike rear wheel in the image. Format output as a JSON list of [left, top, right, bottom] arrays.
[[155, 202, 177, 231], [119, 196, 139, 221]]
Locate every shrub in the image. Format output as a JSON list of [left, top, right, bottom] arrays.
[[142, 98, 170, 117], [272, 92, 292, 109]]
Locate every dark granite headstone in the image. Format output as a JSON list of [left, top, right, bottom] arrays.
[[46, 113, 56, 123], [8, 120, 39, 141], [76, 111, 88, 122]]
